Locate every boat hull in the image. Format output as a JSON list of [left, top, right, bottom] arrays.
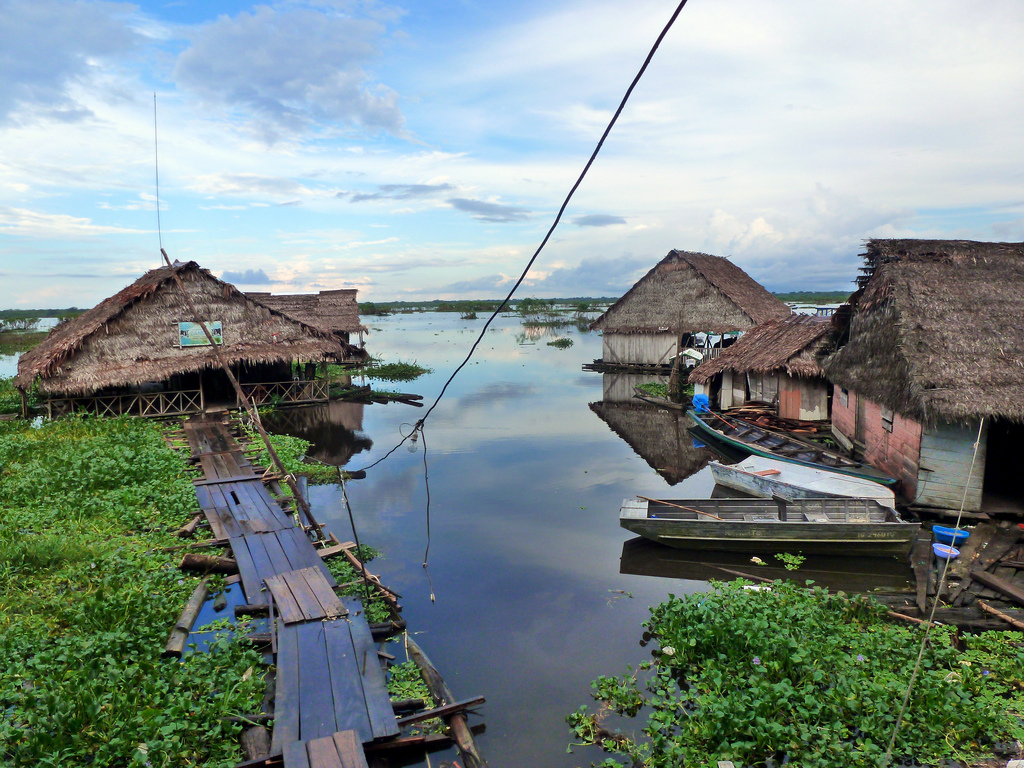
[[620, 497, 918, 557], [710, 457, 896, 509], [688, 410, 897, 486]]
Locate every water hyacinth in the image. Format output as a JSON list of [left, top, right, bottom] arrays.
[[569, 579, 1024, 768]]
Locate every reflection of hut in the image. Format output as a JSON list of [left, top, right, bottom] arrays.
[[15, 262, 362, 417], [823, 239, 1024, 513], [589, 250, 791, 368], [264, 401, 372, 467], [247, 289, 366, 346], [589, 401, 714, 484], [688, 314, 833, 420]]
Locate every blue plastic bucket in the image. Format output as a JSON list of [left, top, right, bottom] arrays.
[[932, 543, 960, 560], [932, 525, 969, 547]]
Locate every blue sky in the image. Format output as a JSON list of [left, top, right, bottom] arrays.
[[1, 0, 1022, 309]]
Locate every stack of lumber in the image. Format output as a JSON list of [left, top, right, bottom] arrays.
[[725, 404, 833, 437]]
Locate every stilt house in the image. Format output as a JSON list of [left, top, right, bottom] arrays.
[[247, 289, 367, 346], [15, 261, 363, 417], [823, 239, 1024, 513], [688, 313, 834, 420], [589, 250, 791, 367]]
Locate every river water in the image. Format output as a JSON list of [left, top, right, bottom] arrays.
[[264, 311, 911, 767]]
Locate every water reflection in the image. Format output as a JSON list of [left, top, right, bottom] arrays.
[[264, 400, 373, 466], [589, 401, 716, 485], [620, 536, 913, 593]]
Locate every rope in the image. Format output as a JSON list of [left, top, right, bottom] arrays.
[[882, 416, 986, 764], [351, 0, 691, 474]]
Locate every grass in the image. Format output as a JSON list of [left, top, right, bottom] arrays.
[[325, 357, 432, 383], [0, 415, 266, 767]]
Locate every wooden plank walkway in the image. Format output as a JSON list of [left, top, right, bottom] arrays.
[[182, 416, 399, 766]]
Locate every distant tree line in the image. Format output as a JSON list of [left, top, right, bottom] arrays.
[[772, 290, 851, 304]]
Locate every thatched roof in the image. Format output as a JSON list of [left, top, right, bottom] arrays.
[[16, 262, 357, 395], [823, 239, 1024, 423], [247, 289, 366, 335], [689, 314, 832, 384], [590, 250, 791, 335], [589, 401, 714, 484]]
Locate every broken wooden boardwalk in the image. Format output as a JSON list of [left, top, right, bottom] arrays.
[[183, 415, 399, 767]]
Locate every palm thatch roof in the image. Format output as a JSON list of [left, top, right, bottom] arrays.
[[16, 262, 357, 395], [823, 239, 1024, 423], [589, 401, 714, 484], [247, 289, 366, 335], [689, 314, 832, 384], [590, 250, 791, 335]]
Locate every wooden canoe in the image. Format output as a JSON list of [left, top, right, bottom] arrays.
[[620, 497, 918, 557], [688, 409, 897, 486]]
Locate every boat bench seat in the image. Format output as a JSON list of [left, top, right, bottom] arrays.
[[743, 514, 780, 522], [803, 512, 830, 522]]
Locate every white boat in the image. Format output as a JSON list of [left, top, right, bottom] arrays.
[[710, 456, 896, 509]]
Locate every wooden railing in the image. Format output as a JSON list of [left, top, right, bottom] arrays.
[[47, 389, 204, 418], [239, 379, 330, 406]]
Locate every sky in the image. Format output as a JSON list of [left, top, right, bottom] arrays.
[[1, 0, 1022, 309]]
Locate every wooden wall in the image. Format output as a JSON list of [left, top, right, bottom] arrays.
[[778, 377, 829, 421], [601, 332, 677, 365], [916, 420, 988, 511]]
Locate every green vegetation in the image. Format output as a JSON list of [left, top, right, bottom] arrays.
[[358, 298, 615, 315], [775, 552, 806, 571], [242, 420, 339, 485], [0, 415, 265, 767], [0, 308, 82, 321], [323, 545, 393, 624], [635, 380, 694, 401], [349, 358, 432, 383], [570, 580, 1024, 767], [547, 338, 574, 349], [773, 290, 850, 304], [387, 660, 442, 733], [0, 330, 48, 355]]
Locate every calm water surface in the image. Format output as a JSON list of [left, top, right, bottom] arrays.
[[265, 311, 910, 767]]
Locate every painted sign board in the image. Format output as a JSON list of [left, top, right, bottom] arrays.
[[178, 321, 223, 347]]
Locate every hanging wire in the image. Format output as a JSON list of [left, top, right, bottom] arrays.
[[153, 94, 163, 250], [420, 425, 436, 602], [882, 416, 986, 765], [351, 0, 691, 475], [339, 469, 376, 607]]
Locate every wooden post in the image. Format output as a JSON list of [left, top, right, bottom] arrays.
[[164, 577, 209, 657], [406, 636, 487, 768], [179, 552, 238, 574]]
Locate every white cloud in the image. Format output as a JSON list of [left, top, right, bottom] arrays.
[[174, 3, 404, 142], [0, 205, 146, 237]]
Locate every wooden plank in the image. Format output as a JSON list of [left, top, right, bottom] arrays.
[[271, 623, 301, 755], [229, 536, 267, 605], [322, 618, 373, 742], [911, 530, 932, 613], [265, 573, 306, 624], [395, 697, 486, 728], [203, 508, 228, 541], [194, 474, 265, 487], [282, 568, 330, 622], [344, 598, 399, 741], [243, 532, 279, 585], [282, 739, 311, 768], [331, 731, 369, 768], [278, 529, 337, 586], [252, 530, 294, 576], [297, 622, 337, 741], [298, 568, 347, 619], [304, 736, 344, 768], [970, 569, 1024, 608], [212, 507, 243, 540]]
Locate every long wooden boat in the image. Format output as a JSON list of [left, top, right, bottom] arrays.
[[687, 409, 897, 486], [620, 496, 919, 556], [710, 456, 896, 509]]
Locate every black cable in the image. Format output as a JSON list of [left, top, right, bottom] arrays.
[[352, 0, 690, 474], [420, 427, 436, 602]]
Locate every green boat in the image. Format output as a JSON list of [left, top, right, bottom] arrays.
[[688, 409, 897, 486]]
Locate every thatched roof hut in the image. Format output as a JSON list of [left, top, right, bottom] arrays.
[[247, 289, 366, 338], [823, 239, 1024, 424], [16, 262, 357, 396], [589, 401, 714, 484], [689, 314, 832, 385], [591, 250, 791, 335]]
